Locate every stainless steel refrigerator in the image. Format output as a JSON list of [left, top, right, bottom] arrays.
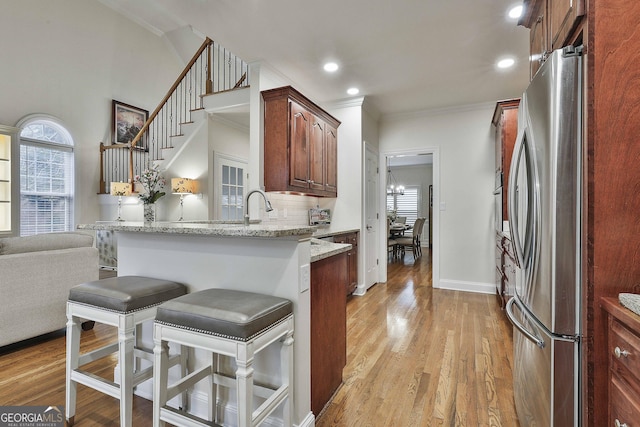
[[505, 46, 583, 427]]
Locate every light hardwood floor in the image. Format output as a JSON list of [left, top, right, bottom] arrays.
[[315, 250, 519, 427], [0, 251, 519, 426]]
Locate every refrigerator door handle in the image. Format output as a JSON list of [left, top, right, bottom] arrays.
[[508, 128, 528, 269], [506, 297, 545, 348]]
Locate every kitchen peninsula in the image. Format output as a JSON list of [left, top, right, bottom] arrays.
[[78, 221, 351, 426]]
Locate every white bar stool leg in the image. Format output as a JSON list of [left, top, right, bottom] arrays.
[[65, 311, 81, 426], [282, 329, 295, 427], [118, 316, 136, 427], [236, 343, 255, 427], [209, 352, 218, 422], [153, 329, 169, 427]]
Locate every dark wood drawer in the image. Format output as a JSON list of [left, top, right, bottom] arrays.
[[610, 318, 640, 391], [610, 374, 640, 427]]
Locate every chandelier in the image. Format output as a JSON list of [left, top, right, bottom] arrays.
[[387, 168, 404, 195]]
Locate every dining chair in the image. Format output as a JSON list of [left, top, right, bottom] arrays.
[[396, 217, 425, 259]]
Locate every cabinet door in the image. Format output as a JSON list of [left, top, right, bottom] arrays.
[[289, 101, 310, 189], [309, 116, 325, 192], [529, 9, 548, 79], [324, 124, 338, 195], [347, 245, 357, 295], [549, 0, 584, 50]]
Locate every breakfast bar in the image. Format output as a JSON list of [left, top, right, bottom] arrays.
[[77, 221, 350, 426]]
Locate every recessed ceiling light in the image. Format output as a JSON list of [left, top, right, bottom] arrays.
[[508, 5, 523, 19], [347, 87, 359, 95], [323, 62, 339, 72], [497, 58, 515, 69]]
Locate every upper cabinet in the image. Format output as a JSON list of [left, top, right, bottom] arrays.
[[0, 125, 19, 237], [520, 0, 585, 79], [262, 86, 341, 197], [492, 99, 520, 222]]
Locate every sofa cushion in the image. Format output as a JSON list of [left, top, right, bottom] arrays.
[[0, 232, 94, 255]]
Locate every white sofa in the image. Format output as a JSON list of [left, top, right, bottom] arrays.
[[0, 232, 99, 347]]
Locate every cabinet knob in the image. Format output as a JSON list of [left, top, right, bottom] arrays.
[[614, 346, 631, 358], [307, 179, 315, 184], [615, 419, 628, 427]]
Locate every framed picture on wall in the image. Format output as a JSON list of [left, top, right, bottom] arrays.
[[112, 100, 148, 151]]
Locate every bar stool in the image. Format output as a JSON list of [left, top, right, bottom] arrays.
[[66, 276, 188, 426], [153, 288, 294, 427]]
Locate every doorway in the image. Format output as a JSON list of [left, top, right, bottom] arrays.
[[381, 148, 440, 289]]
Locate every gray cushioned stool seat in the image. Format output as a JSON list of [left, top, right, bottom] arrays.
[[155, 288, 293, 341], [69, 276, 187, 313]]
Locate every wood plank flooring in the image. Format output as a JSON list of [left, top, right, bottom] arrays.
[[0, 253, 519, 426], [315, 250, 519, 427]]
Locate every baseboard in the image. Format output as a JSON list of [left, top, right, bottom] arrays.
[[352, 283, 366, 296], [438, 279, 495, 294]]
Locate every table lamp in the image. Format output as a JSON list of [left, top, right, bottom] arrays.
[[110, 182, 132, 221], [171, 178, 196, 221]]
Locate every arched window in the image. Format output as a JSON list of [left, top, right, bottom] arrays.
[[18, 117, 74, 236]]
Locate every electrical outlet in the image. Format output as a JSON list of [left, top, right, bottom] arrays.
[[299, 263, 310, 293]]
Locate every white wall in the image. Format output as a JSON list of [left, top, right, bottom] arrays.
[[0, 0, 182, 226], [380, 104, 496, 292]]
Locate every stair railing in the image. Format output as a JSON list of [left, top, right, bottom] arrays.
[[99, 37, 249, 194]]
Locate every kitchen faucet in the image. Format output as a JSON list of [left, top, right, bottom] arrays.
[[244, 189, 273, 225]]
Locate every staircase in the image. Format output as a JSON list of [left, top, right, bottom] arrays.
[[99, 37, 250, 193]]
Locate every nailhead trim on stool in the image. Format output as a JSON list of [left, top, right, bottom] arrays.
[[65, 276, 188, 427], [152, 288, 294, 427]]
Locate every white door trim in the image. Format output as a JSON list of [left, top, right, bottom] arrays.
[[380, 147, 440, 289]]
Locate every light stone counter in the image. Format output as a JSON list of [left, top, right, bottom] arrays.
[[78, 221, 315, 239], [310, 238, 351, 263]]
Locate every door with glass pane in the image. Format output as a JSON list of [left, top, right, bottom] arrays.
[[214, 153, 248, 221]]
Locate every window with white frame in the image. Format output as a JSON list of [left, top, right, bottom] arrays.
[[19, 118, 74, 236], [387, 185, 420, 227]]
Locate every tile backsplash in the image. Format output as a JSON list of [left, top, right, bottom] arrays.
[[258, 193, 328, 226]]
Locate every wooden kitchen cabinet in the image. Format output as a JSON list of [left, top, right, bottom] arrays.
[[528, 1, 548, 79], [262, 86, 341, 197], [495, 233, 507, 308], [311, 252, 348, 415], [601, 298, 640, 427], [492, 99, 519, 223], [548, 0, 585, 50], [495, 233, 516, 309], [520, 0, 584, 78], [333, 231, 359, 295], [503, 237, 516, 305]]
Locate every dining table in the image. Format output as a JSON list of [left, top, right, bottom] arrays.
[[389, 223, 412, 237]]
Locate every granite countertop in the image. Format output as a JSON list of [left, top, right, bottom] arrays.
[[311, 228, 360, 239], [310, 238, 351, 263], [78, 221, 315, 239]]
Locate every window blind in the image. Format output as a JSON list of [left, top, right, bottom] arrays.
[[19, 120, 74, 236]]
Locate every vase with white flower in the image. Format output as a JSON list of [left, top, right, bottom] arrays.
[[134, 164, 166, 223]]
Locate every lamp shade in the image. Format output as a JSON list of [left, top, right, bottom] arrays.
[[110, 182, 132, 196], [171, 178, 196, 194]]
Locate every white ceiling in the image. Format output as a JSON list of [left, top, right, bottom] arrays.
[[98, 0, 530, 117]]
